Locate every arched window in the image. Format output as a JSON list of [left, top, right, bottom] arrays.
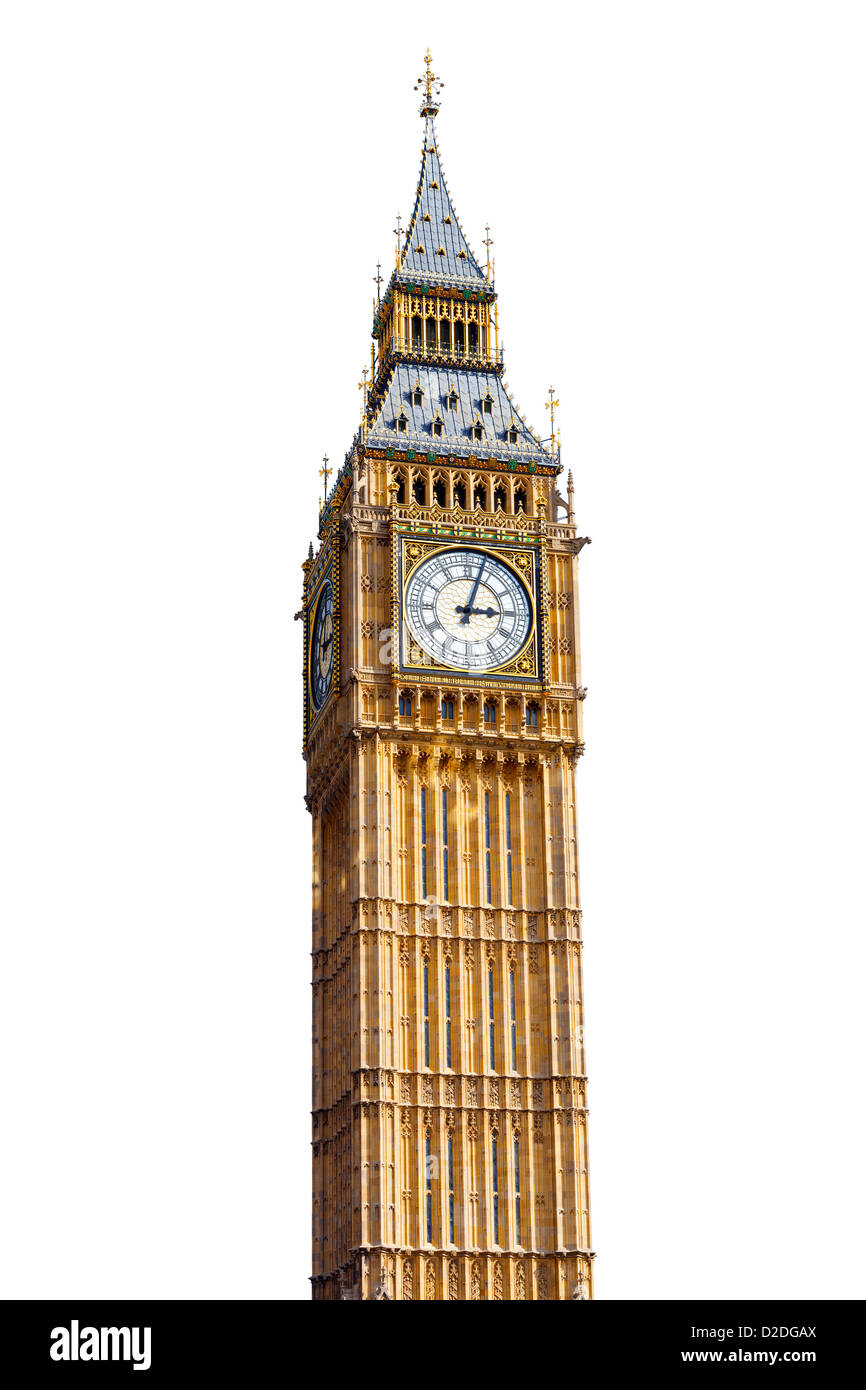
[[468, 321, 478, 355], [505, 793, 513, 907], [413, 474, 426, 505], [439, 319, 451, 352], [452, 477, 466, 509], [491, 1134, 500, 1245], [393, 470, 408, 504], [411, 315, 423, 349], [514, 484, 527, 514], [514, 1138, 521, 1246], [441, 698, 454, 720], [426, 317, 436, 350], [473, 482, 487, 510], [432, 476, 446, 507], [412, 384, 424, 407], [444, 957, 452, 1065], [526, 704, 539, 728], [483, 700, 496, 724], [509, 964, 517, 1068], [484, 792, 492, 907], [425, 1130, 433, 1243], [397, 411, 408, 435], [454, 320, 465, 355], [420, 786, 428, 901], [423, 957, 430, 1067], [399, 693, 412, 718], [483, 393, 494, 416], [493, 482, 507, 511], [447, 1132, 455, 1243]]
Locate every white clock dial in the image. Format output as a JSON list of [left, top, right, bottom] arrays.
[[404, 548, 533, 671], [310, 580, 334, 709]]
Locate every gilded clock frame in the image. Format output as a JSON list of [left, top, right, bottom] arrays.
[[303, 527, 341, 747], [393, 531, 547, 685]]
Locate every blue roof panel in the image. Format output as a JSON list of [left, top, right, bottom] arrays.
[[399, 117, 487, 285], [366, 363, 553, 466]]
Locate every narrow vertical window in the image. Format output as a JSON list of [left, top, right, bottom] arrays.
[[420, 785, 427, 900], [510, 967, 517, 1071], [492, 1135, 500, 1245], [445, 963, 452, 1069], [442, 787, 449, 901], [447, 1133, 455, 1244], [484, 791, 492, 902], [514, 1137, 521, 1246], [488, 964, 495, 1071], [505, 792, 513, 906], [425, 1130, 433, 1244], [423, 961, 430, 1068]]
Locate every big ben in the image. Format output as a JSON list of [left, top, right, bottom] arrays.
[[303, 54, 593, 1301]]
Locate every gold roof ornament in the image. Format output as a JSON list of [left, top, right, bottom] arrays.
[[545, 386, 560, 451], [414, 48, 444, 118], [393, 213, 403, 269], [483, 225, 494, 281], [318, 454, 331, 510]]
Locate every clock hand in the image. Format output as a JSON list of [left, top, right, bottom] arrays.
[[322, 634, 333, 649], [455, 605, 497, 618], [460, 557, 487, 624]]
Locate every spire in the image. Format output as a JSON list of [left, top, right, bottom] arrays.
[[397, 53, 487, 288]]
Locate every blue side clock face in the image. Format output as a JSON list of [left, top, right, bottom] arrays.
[[404, 547, 533, 671], [310, 580, 334, 710]]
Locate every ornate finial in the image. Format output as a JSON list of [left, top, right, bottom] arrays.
[[482, 224, 494, 281], [373, 261, 383, 302], [318, 453, 331, 508], [545, 386, 559, 451], [307, 542, 313, 561], [357, 367, 369, 428], [414, 48, 443, 117], [393, 213, 403, 269]]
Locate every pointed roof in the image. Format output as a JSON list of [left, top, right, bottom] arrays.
[[397, 115, 488, 289], [365, 363, 553, 468]]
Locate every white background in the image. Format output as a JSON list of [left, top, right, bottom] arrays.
[[1, 1, 864, 1300]]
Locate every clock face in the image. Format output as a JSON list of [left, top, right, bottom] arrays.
[[404, 547, 533, 671], [310, 580, 334, 709]]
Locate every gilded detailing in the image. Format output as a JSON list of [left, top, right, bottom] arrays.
[[304, 56, 593, 1301]]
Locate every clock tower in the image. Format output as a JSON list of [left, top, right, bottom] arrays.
[[303, 54, 593, 1301]]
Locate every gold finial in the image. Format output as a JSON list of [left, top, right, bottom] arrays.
[[358, 367, 370, 439], [545, 386, 560, 450], [319, 453, 331, 508], [414, 48, 444, 116], [373, 261, 383, 302], [482, 224, 493, 281], [393, 213, 403, 269]]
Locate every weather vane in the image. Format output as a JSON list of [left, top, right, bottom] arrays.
[[414, 48, 443, 115]]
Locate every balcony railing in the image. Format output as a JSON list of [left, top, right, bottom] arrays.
[[387, 334, 504, 368]]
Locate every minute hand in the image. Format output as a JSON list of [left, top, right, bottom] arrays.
[[460, 557, 487, 624]]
